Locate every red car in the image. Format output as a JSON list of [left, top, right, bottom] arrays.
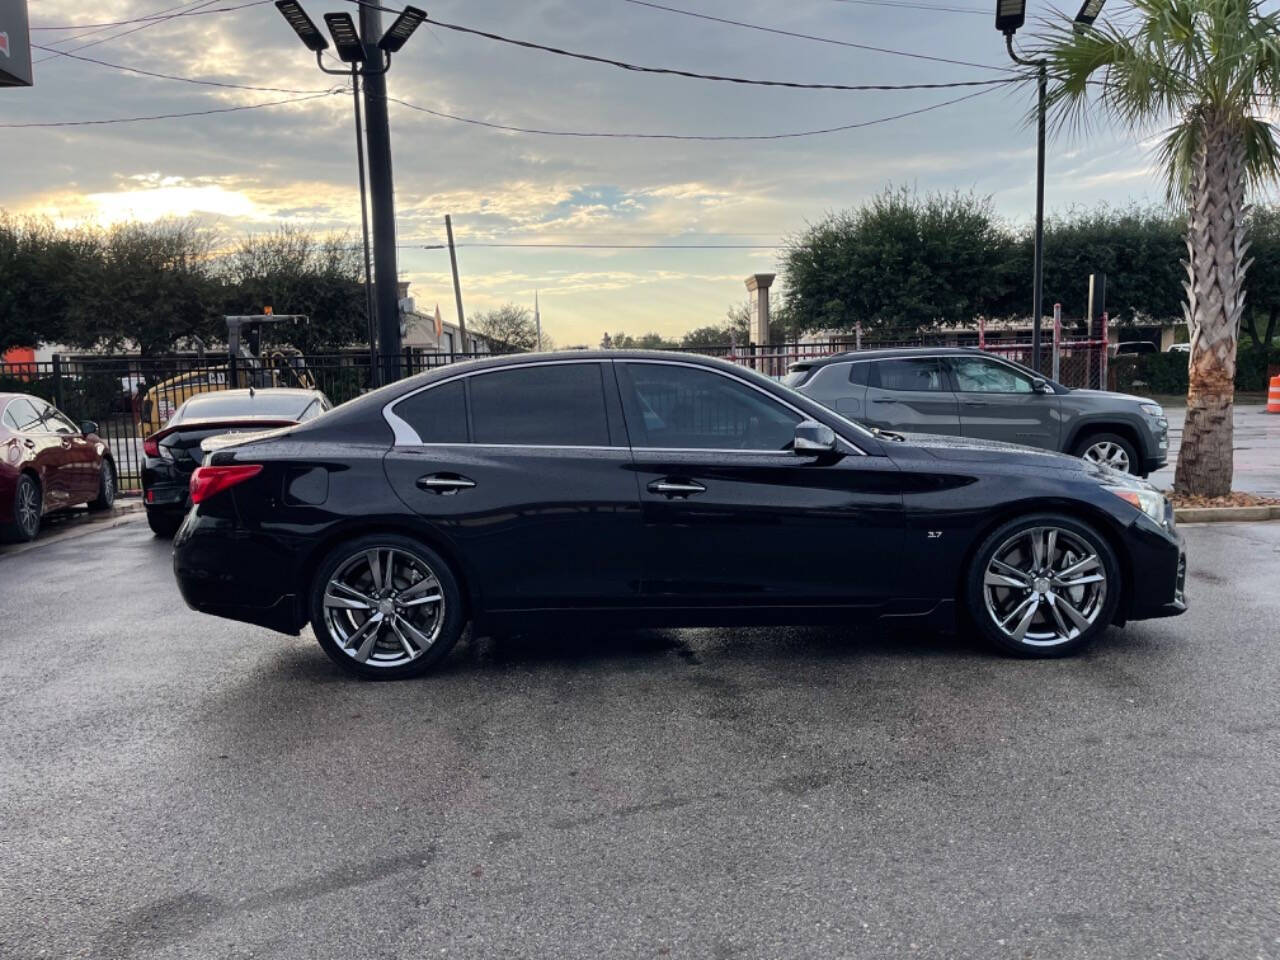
[[0, 392, 117, 542]]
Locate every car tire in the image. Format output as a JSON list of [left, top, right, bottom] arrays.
[[309, 534, 465, 680], [1073, 432, 1140, 475], [88, 461, 117, 511], [2, 473, 42, 543], [146, 509, 183, 539], [965, 512, 1121, 658]]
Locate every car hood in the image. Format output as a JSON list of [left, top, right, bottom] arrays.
[[1065, 388, 1150, 407], [895, 431, 1154, 490]]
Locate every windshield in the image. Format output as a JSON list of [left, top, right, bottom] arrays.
[[175, 392, 311, 423]]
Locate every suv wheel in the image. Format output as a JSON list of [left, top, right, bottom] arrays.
[[1074, 432, 1139, 474], [309, 534, 465, 680], [965, 513, 1120, 657]]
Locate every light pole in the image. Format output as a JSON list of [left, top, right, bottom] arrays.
[[274, 1, 425, 387], [995, 0, 1105, 374]]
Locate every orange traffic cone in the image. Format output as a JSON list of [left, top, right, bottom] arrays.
[[1269, 375, 1280, 413]]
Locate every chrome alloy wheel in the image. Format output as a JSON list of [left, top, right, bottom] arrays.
[[1082, 440, 1131, 473], [982, 526, 1108, 647], [16, 479, 39, 537], [322, 547, 445, 668]]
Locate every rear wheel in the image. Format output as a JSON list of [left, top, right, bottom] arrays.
[[88, 461, 116, 511], [1073, 432, 1139, 475], [146, 508, 182, 538], [3, 474, 41, 543], [309, 534, 465, 680], [965, 513, 1120, 657]]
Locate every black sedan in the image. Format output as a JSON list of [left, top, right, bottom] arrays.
[[142, 387, 330, 537], [173, 352, 1186, 679]]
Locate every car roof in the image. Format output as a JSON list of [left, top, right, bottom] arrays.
[[787, 346, 988, 369]]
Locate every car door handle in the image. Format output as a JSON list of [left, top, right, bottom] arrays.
[[417, 473, 476, 493], [962, 400, 990, 407], [871, 398, 898, 404], [647, 479, 706, 498]]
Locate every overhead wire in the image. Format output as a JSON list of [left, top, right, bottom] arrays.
[[34, 0, 226, 63], [0, 90, 344, 128], [31, 0, 273, 32]]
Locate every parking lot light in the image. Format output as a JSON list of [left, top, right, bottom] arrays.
[[324, 12, 367, 63], [378, 5, 427, 53], [995, 0, 1026, 35], [274, 1, 328, 52], [1074, 0, 1106, 29]]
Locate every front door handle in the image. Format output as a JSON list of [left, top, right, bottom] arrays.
[[871, 398, 898, 404], [647, 479, 706, 498], [417, 473, 476, 494], [963, 400, 990, 407]]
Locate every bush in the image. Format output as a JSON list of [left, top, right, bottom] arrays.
[[1113, 347, 1280, 395]]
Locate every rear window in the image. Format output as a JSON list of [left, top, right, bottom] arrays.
[[177, 392, 312, 422], [780, 365, 811, 388], [469, 363, 610, 446], [394, 380, 468, 443]]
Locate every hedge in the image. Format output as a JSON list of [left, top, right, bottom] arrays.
[[1113, 347, 1280, 395]]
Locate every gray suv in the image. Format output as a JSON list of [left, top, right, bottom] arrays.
[[783, 347, 1169, 476]]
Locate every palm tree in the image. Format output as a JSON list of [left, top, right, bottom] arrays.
[[1038, 0, 1280, 497]]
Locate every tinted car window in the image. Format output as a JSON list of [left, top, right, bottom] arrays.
[[849, 362, 870, 386], [395, 380, 468, 443], [6, 398, 44, 432], [950, 356, 1034, 393], [872, 358, 947, 392], [181, 392, 313, 420], [620, 362, 800, 451], [469, 364, 610, 446]]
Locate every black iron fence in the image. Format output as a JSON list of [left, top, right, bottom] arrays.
[[0, 332, 1108, 496]]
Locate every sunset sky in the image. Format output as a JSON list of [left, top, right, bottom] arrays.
[[2, 0, 1165, 346]]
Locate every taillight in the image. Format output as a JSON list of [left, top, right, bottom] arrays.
[[189, 464, 263, 505], [143, 437, 160, 457]]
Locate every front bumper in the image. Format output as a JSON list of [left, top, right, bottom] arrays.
[[1123, 517, 1187, 622]]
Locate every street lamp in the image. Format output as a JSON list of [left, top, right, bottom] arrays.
[[274, 1, 425, 387], [996, 0, 1105, 373]]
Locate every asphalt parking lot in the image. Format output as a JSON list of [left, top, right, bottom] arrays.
[[2, 519, 1278, 960], [1149, 403, 1280, 495]]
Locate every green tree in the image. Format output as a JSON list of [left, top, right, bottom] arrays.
[[220, 227, 366, 353], [780, 187, 1012, 335], [608, 331, 679, 349], [1243, 204, 1280, 348], [1040, 0, 1280, 496], [0, 215, 98, 352], [470, 303, 543, 353]]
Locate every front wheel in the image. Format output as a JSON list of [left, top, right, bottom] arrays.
[[965, 513, 1120, 657], [88, 461, 116, 511], [309, 534, 465, 680], [1073, 432, 1139, 475]]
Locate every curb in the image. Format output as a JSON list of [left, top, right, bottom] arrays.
[[1174, 505, 1280, 523]]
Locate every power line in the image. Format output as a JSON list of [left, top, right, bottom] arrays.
[[348, 1, 1016, 92], [622, 0, 1014, 73], [385, 84, 1003, 140], [31, 0, 272, 31], [828, 0, 989, 15], [34, 0, 226, 64], [38, 0, 209, 47], [0, 90, 342, 129], [30, 44, 333, 94]]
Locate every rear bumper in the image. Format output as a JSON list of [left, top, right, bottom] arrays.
[[173, 515, 304, 635], [142, 458, 192, 511]]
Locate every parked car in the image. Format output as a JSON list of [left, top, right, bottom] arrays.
[[142, 387, 331, 538], [1110, 341, 1159, 356], [172, 352, 1186, 679], [783, 347, 1169, 476], [1167, 342, 1192, 354], [0, 393, 116, 541]]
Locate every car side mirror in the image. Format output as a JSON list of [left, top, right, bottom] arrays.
[[1032, 379, 1050, 394], [794, 419, 836, 455], [80, 420, 99, 436]]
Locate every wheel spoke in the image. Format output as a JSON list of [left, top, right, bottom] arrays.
[[990, 559, 1031, 584], [326, 581, 374, 609], [1009, 597, 1040, 642], [1029, 529, 1046, 569], [343, 614, 380, 656], [397, 575, 439, 602], [1053, 572, 1105, 588], [381, 550, 396, 592], [1046, 596, 1073, 639], [353, 615, 384, 662], [999, 595, 1036, 630], [1045, 529, 1058, 568], [387, 617, 418, 658], [985, 570, 1029, 590], [365, 550, 382, 591], [398, 592, 442, 607], [1056, 554, 1099, 579], [394, 614, 436, 651], [1055, 594, 1094, 632]]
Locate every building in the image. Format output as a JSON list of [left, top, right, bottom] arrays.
[[398, 282, 492, 356]]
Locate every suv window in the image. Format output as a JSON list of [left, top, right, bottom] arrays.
[[871, 358, 947, 392], [619, 362, 800, 451], [950, 356, 1035, 393], [469, 363, 611, 446], [395, 380, 468, 443]]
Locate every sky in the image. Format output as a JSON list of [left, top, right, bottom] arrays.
[[0, 0, 1166, 346]]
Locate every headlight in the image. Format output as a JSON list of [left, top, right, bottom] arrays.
[[1140, 402, 1164, 417], [1105, 485, 1167, 526]]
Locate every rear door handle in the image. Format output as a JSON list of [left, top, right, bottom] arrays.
[[871, 398, 898, 404], [417, 473, 476, 494], [963, 400, 990, 407], [647, 479, 706, 498]]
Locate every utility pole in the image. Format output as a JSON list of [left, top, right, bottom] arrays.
[[359, 2, 402, 385], [445, 215, 468, 348]]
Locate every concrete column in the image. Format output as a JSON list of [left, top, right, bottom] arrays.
[[745, 273, 775, 346]]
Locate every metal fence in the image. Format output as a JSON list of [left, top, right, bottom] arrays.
[[0, 349, 491, 494], [1, 327, 1107, 497]]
